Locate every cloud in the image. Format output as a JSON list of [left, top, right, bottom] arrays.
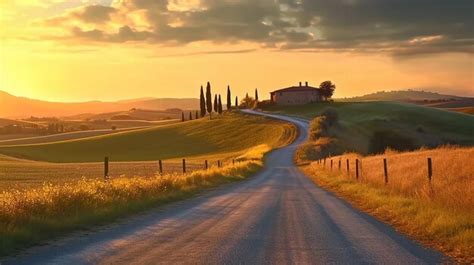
[[38, 0, 474, 56]]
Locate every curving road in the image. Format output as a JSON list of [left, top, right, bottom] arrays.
[[2, 110, 446, 265]]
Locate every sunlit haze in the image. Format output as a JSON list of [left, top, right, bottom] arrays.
[[1, 0, 473, 102]]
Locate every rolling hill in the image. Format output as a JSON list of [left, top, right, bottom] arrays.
[[0, 113, 295, 163], [264, 101, 474, 154], [342, 90, 468, 102], [0, 90, 199, 118]]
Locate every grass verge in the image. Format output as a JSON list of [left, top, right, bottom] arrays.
[[301, 163, 474, 263], [0, 144, 271, 257]]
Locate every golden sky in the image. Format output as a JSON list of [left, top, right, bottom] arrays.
[[1, 0, 473, 102]]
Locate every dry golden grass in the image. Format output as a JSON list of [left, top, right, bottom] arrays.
[[323, 146, 474, 211], [304, 146, 474, 262], [0, 144, 269, 256]]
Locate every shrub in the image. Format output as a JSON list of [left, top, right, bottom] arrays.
[[321, 107, 339, 127], [369, 129, 417, 154]]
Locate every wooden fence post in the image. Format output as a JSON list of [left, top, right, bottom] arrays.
[[232, 159, 235, 165], [338, 159, 341, 171], [383, 158, 388, 184], [324, 158, 326, 168], [355, 159, 359, 180], [346, 159, 349, 174], [218, 160, 221, 168], [330, 159, 333, 170], [158, 160, 163, 175], [182, 159, 186, 173], [427, 157, 432, 183], [205, 160, 208, 170], [104, 156, 109, 181]]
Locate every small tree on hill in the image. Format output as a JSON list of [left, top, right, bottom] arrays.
[[200, 85, 206, 117], [218, 95, 223, 114], [213, 94, 218, 113], [235, 96, 238, 108], [181, 112, 185, 122], [240, 96, 257, 109], [206, 82, 212, 119], [255, 88, 259, 102], [226, 85, 231, 111], [319, 81, 336, 101]]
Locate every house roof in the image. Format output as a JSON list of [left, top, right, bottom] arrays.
[[270, 86, 320, 94]]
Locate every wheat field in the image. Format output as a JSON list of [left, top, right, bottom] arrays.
[[319, 146, 474, 211]]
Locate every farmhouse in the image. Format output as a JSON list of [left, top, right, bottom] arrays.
[[270, 82, 323, 105]]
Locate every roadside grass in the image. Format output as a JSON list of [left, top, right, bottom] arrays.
[[264, 101, 474, 154], [0, 113, 295, 163], [0, 144, 271, 257], [301, 146, 474, 263]]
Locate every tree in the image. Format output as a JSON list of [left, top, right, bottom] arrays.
[[235, 96, 238, 108], [240, 96, 256, 109], [218, 95, 223, 114], [205, 82, 212, 119], [200, 85, 206, 117], [189, 112, 192, 120], [255, 88, 259, 102], [213, 94, 218, 113], [195, 111, 198, 119], [181, 112, 185, 122], [319, 81, 336, 100], [226, 85, 231, 110]]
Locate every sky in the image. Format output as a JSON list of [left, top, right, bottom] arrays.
[[0, 0, 473, 102]]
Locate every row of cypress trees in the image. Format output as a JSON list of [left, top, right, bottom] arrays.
[[200, 82, 249, 119], [182, 82, 260, 121]]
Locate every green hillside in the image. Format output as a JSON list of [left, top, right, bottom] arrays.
[[265, 101, 474, 154], [0, 113, 295, 162]]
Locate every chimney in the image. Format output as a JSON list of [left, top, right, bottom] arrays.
[[305, 81, 308, 86], [299, 82, 302, 87]]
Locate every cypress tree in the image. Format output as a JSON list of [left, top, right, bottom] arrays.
[[205, 82, 212, 119], [218, 95, 223, 114], [189, 112, 192, 120], [226, 85, 231, 110], [195, 111, 198, 119], [235, 96, 238, 108], [181, 112, 185, 122], [213, 94, 218, 113], [200, 85, 206, 117], [255, 88, 259, 101]]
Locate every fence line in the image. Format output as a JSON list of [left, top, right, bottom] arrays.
[[316, 155, 435, 185]]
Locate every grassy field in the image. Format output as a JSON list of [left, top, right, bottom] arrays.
[[264, 101, 474, 154], [0, 120, 178, 146], [0, 113, 295, 163], [0, 144, 270, 256], [302, 146, 474, 262], [0, 113, 295, 190]]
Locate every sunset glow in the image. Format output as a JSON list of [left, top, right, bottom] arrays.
[[1, 0, 473, 102]]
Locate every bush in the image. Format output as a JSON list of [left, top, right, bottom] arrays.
[[369, 130, 417, 154], [321, 107, 338, 127]]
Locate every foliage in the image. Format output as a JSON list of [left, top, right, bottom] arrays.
[[205, 82, 212, 117], [255, 88, 259, 102], [200, 86, 206, 117], [226, 86, 231, 111], [369, 129, 417, 154], [240, 95, 257, 109], [319, 80, 336, 100], [218, 95, 223, 114]]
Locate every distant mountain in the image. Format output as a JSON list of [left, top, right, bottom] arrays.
[[0, 90, 199, 118], [343, 90, 468, 102]]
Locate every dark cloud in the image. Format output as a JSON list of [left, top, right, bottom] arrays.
[[49, 0, 474, 56]]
